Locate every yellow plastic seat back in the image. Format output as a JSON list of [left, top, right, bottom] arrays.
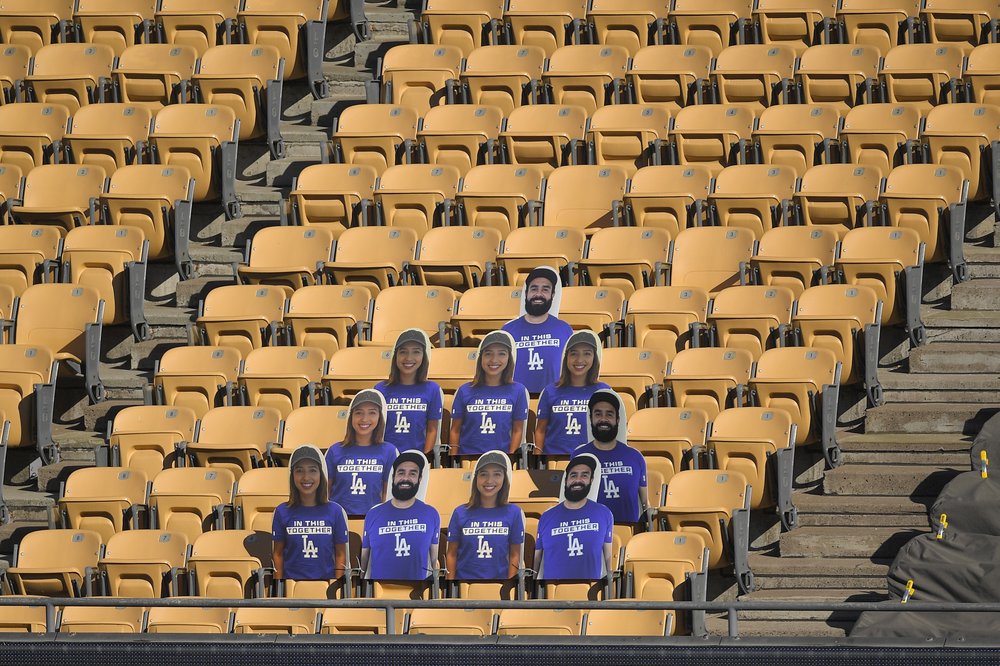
[[153, 345, 241, 419]]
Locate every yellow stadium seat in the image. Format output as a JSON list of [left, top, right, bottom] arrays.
[[148, 467, 236, 543], [151, 346, 241, 419], [57, 467, 148, 543], [108, 405, 197, 479]]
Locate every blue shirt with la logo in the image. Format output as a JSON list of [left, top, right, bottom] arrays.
[[574, 441, 648, 523], [362, 500, 441, 580], [326, 442, 399, 516], [375, 381, 444, 453], [536, 501, 614, 580], [502, 316, 574, 393], [447, 504, 525, 580], [537, 382, 612, 455], [272, 501, 350, 581], [451, 382, 529, 456]]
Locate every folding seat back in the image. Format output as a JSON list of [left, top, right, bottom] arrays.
[[0, 44, 30, 103], [375, 164, 461, 236], [407, 608, 496, 636], [502, 0, 588, 57], [665, 347, 754, 418], [839, 103, 921, 175], [460, 45, 546, 115], [425, 468, 473, 524], [418, 0, 505, 57], [195, 285, 286, 358], [708, 165, 798, 239], [496, 609, 584, 636], [587, 0, 670, 56], [559, 285, 626, 333], [587, 104, 671, 176], [751, 346, 839, 446], [5, 529, 102, 597], [878, 43, 964, 113], [794, 163, 882, 238], [710, 44, 797, 113], [509, 468, 562, 519], [73, 0, 156, 57], [428, 349, 477, 445], [0, 225, 61, 297], [625, 286, 710, 354], [0, 102, 69, 176], [541, 165, 629, 233], [500, 104, 588, 175], [193, 44, 283, 145], [237, 226, 335, 295], [99, 530, 188, 598], [236, 0, 327, 85], [0, 163, 21, 225], [64, 103, 152, 177], [668, 0, 754, 56], [150, 104, 239, 210], [409, 225, 503, 290], [453, 285, 522, 344], [0, 344, 56, 454], [542, 44, 630, 116], [233, 607, 319, 634], [269, 405, 349, 463], [323, 225, 418, 296], [10, 164, 107, 235], [113, 43, 199, 109], [585, 609, 672, 636], [366, 285, 457, 347], [0, 604, 48, 632], [669, 105, 755, 176], [320, 608, 404, 634], [497, 225, 586, 284], [579, 227, 670, 298], [627, 45, 713, 113], [706, 285, 795, 360], [600, 347, 668, 413], [330, 104, 419, 176], [188, 405, 282, 478], [238, 346, 326, 419], [794, 283, 880, 387], [146, 607, 233, 633], [879, 163, 965, 265], [921, 0, 998, 54], [187, 529, 266, 598], [418, 104, 503, 177], [323, 347, 394, 405], [154, 0, 240, 56], [622, 531, 705, 622], [58, 466, 148, 542], [920, 104, 1000, 207], [288, 164, 377, 233], [457, 164, 545, 235], [624, 165, 712, 236], [836, 0, 921, 54], [753, 104, 841, 177], [149, 467, 236, 543], [57, 606, 146, 633], [751, 226, 839, 297], [793, 44, 881, 112], [669, 226, 755, 295], [378, 44, 463, 116], [752, 0, 838, 54], [0, 0, 73, 54], [285, 284, 373, 358], [233, 467, 287, 532], [836, 226, 922, 328], [964, 44, 1000, 107], [627, 407, 708, 479], [109, 405, 197, 479], [152, 346, 242, 419], [26, 43, 115, 113]]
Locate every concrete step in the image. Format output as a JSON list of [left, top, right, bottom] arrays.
[[279, 122, 328, 157], [175, 275, 234, 309], [236, 184, 284, 217], [2, 487, 54, 523], [82, 399, 142, 433], [966, 245, 1000, 279], [0, 521, 48, 556], [793, 494, 930, 528], [838, 432, 971, 466], [735, 589, 887, 622], [822, 465, 962, 497], [779, 526, 927, 559], [704, 617, 852, 637], [864, 403, 999, 435], [923, 307, 1000, 343], [311, 92, 365, 127], [221, 215, 282, 249], [127, 338, 187, 371], [52, 425, 104, 463], [909, 342, 1000, 373], [267, 155, 321, 188], [952, 279, 1000, 311], [879, 371, 1000, 403], [189, 244, 243, 276], [36, 461, 91, 494], [748, 553, 890, 590]]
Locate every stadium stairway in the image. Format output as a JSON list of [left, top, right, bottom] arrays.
[[0, 0, 998, 641]]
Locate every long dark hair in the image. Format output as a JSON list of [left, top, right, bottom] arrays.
[[385, 340, 430, 386], [555, 341, 601, 388], [288, 458, 329, 508], [466, 465, 511, 510], [472, 343, 515, 387], [342, 399, 386, 446]]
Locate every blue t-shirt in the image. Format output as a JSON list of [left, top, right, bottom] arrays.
[[451, 382, 529, 456], [502, 316, 574, 393], [536, 501, 614, 581], [326, 442, 399, 516], [362, 500, 441, 581], [375, 380, 444, 453], [574, 441, 648, 523], [447, 504, 525, 580], [272, 501, 350, 581], [537, 382, 612, 456]]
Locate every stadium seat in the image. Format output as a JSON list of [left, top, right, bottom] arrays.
[[232, 467, 286, 532], [541, 165, 629, 234], [584, 609, 673, 637], [154, 0, 240, 56], [112, 43, 198, 109], [497, 226, 586, 285], [793, 284, 883, 405], [150, 346, 242, 419], [0, 225, 61, 298], [751, 104, 841, 176], [0, 0, 74, 54], [752, 0, 837, 54], [407, 608, 496, 636], [367, 44, 463, 116], [24, 43, 115, 113], [425, 468, 473, 523], [237, 0, 330, 98], [326, 104, 419, 176], [579, 227, 671, 298], [668, 105, 755, 176], [233, 607, 319, 634], [146, 607, 233, 633], [148, 467, 236, 544], [63, 103, 152, 178], [0, 283, 14, 340], [456, 164, 545, 235], [73, 0, 156, 57], [0, 102, 69, 176], [61, 225, 149, 340], [668, 0, 754, 57], [149, 104, 240, 218], [920, 0, 999, 54], [453, 285, 522, 345], [108, 405, 197, 480], [839, 103, 921, 176], [792, 163, 883, 238], [623, 286, 710, 354], [424, 350, 471, 455], [358, 285, 458, 347], [620, 165, 713, 235], [14, 283, 105, 403], [0, 44, 30, 102], [0, 603, 48, 632], [600, 347, 668, 413], [963, 44, 1000, 106], [877, 43, 964, 113], [323, 347, 394, 405], [834, 225, 925, 344], [187, 530, 268, 598], [664, 347, 754, 419], [267, 405, 349, 464], [669, 227, 756, 295], [627, 407, 708, 480], [4, 529, 102, 597], [417, 104, 504, 177], [750, 226, 839, 298], [835, 0, 921, 54], [586, 104, 671, 176], [181, 405, 282, 478], [621, 531, 708, 635], [57, 606, 146, 633], [502, 0, 588, 57], [414, 0, 505, 57], [322, 226, 419, 296], [793, 44, 881, 112], [586, 0, 669, 56], [658, 469, 753, 592], [500, 104, 588, 175], [409, 226, 503, 290], [0, 163, 23, 224], [236, 226, 335, 296], [709, 44, 797, 113], [374, 164, 462, 235], [539, 44, 630, 115], [57, 467, 148, 543], [9, 164, 107, 235], [496, 609, 584, 635], [701, 285, 796, 360], [508, 468, 561, 519], [559, 285, 627, 338], [320, 608, 404, 634], [285, 284, 374, 357], [237, 346, 327, 418], [626, 45, 714, 113], [0, 344, 58, 464], [286, 164, 378, 232], [750, 347, 841, 465], [193, 285, 287, 358], [98, 530, 188, 598], [707, 165, 798, 239], [456, 45, 544, 115]]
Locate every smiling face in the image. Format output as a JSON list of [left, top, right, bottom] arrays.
[[566, 343, 595, 382], [524, 277, 554, 317], [391, 460, 422, 501], [590, 400, 618, 444], [476, 464, 506, 502], [564, 463, 593, 502], [480, 343, 510, 381], [395, 341, 424, 382], [292, 460, 322, 503], [351, 402, 380, 444]]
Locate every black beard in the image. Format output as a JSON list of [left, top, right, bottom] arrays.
[[525, 298, 552, 317], [565, 483, 590, 502], [392, 481, 418, 501], [592, 422, 617, 443]]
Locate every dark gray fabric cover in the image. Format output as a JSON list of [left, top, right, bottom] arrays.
[[885, 533, 1000, 603], [969, 411, 1000, 472], [851, 610, 1000, 638], [929, 471, 1000, 536]]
